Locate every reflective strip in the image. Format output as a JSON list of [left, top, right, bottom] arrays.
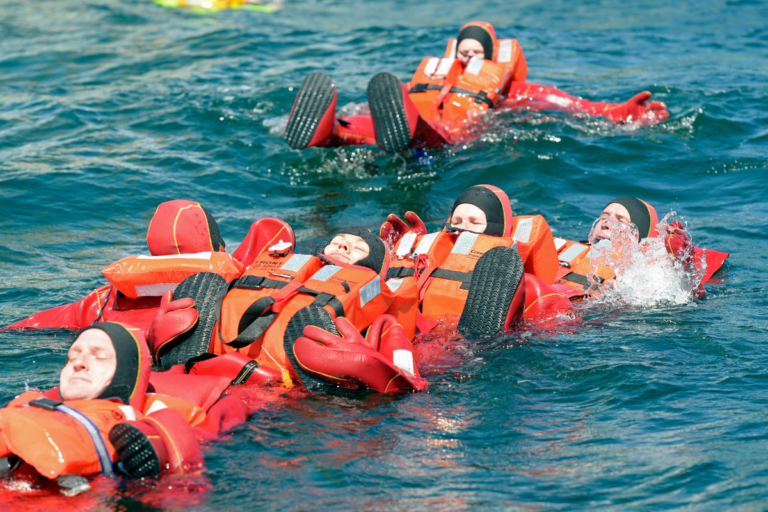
[[396, 233, 417, 257], [117, 405, 137, 422], [498, 40, 512, 63], [448, 39, 457, 58], [281, 253, 312, 272], [513, 218, 533, 243], [465, 57, 484, 76], [415, 232, 439, 255], [386, 278, 404, 292], [137, 252, 212, 260], [451, 232, 478, 255], [135, 283, 178, 297], [310, 265, 341, 282], [359, 278, 381, 308], [423, 57, 439, 77], [393, 349, 414, 375], [54, 405, 116, 477], [435, 58, 455, 76], [554, 238, 567, 251], [559, 243, 588, 262]]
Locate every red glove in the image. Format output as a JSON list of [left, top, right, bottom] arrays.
[[292, 315, 428, 394], [148, 291, 199, 361], [604, 91, 669, 125], [664, 220, 692, 260], [380, 212, 427, 247]]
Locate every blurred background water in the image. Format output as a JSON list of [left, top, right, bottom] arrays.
[[1, 0, 767, 509]]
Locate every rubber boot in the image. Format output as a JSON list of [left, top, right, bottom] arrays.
[[367, 72, 421, 153], [285, 72, 338, 149], [109, 409, 203, 478]]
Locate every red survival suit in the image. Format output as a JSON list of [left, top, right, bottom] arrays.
[[285, 21, 669, 152], [3, 200, 295, 337]]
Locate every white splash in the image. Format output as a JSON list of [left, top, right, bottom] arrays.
[[586, 213, 706, 308]]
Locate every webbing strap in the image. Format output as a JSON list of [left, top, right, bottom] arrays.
[[29, 398, 116, 478], [233, 276, 288, 290], [409, 83, 494, 107], [386, 267, 415, 280], [431, 268, 474, 290], [561, 272, 590, 288]]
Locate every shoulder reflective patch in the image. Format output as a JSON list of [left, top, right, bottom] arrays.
[[424, 57, 439, 77], [559, 243, 588, 262], [587, 238, 613, 258], [118, 405, 137, 421], [136, 283, 178, 297], [386, 278, 404, 292], [137, 252, 212, 260], [145, 400, 168, 415], [392, 349, 414, 375], [310, 265, 341, 282], [466, 57, 484, 75], [513, 217, 533, 243], [396, 233, 417, 257], [436, 58, 455, 76], [498, 40, 512, 62], [281, 254, 312, 272], [448, 39, 457, 58], [359, 278, 381, 308], [451, 232, 479, 254], [554, 238, 567, 251], [415, 232, 439, 255]]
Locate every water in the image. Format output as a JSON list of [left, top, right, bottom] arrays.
[[1, 0, 767, 509]]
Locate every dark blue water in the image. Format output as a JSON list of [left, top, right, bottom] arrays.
[[2, 0, 768, 509]]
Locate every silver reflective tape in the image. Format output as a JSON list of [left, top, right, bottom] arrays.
[[554, 238, 567, 251], [498, 40, 512, 62], [359, 278, 382, 308], [465, 57, 483, 75], [386, 278, 404, 292], [559, 243, 588, 262], [423, 57, 439, 77], [513, 218, 533, 243], [280, 254, 312, 272], [135, 283, 178, 297], [396, 233, 417, 257], [310, 265, 341, 282], [436, 58, 455, 76], [451, 232, 479, 255], [415, 232, 439, 255]]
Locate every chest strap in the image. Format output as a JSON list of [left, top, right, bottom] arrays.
[[409, 83, 494, 108], [29, 398, 116, 478], [385, 266, 473, 289], [232, 275, 289, 291]]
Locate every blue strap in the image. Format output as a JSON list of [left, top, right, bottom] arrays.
[[29, 399, 116, 478]]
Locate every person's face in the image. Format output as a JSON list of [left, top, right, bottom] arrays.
[[594, 203, 632, 240], [324, 234, 370, 265], [450, 203, 487, 234], [457, 38, 485, 66], [60, 330, 117, 401]]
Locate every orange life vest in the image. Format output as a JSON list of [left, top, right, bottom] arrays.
[[0, 389, 210, 479], [384, 215, 560, 316], [552, 237, 616, 298], [406, 38, 527, 124], [208, 252, 416, 381]]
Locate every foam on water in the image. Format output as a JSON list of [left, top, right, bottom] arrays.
[[587, 213, 705, 308]]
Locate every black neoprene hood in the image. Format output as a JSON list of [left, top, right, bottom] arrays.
[[451, 186, 505, 237], [319, 228, 387, 274], [75, 323, 140, 405], [457, 25, 494, 61], [605, 197, 652, 240]]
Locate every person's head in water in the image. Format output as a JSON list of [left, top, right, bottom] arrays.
[[456, 22, 496, 66], [322, 228, 388, 275], [593, 197, 659, 242], [59, 323, 150, 408], [448, 184, 513, 237]]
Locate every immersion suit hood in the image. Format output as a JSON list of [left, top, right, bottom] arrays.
[[74, 322, 152, 410], [604, 197, 659, 241], [147, 199, 225, 256], [317, 228, 388, 276], [449, 184, 514, 237], [457, 21, 497, 61]]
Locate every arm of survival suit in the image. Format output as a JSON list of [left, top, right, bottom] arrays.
[[503, 82, 670, 125], [2, 285, 113, 331]]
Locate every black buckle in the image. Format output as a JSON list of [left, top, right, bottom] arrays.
[[29, 398, 63, 411]]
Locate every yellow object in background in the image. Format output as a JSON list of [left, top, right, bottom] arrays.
[[154, 0, 281, 12]]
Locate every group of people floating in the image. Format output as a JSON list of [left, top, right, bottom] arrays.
[[0, 22, 727, 488]]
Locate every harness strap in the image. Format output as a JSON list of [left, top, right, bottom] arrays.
[[409, 83, 495, 107], [29, 398, 116, 478], [386, 267, 415, 280], [430, 268, 474, 290], [560, 272, 590, 288], [233, 276, 289, 291]]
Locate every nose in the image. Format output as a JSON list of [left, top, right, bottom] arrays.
[[338, 240, 350, 253], [71, 352, 88, 371]]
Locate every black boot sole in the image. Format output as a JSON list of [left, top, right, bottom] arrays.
[[285, 72, 335, 149], [367, 72, 413, 153], [109, 423, 161, 478]]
